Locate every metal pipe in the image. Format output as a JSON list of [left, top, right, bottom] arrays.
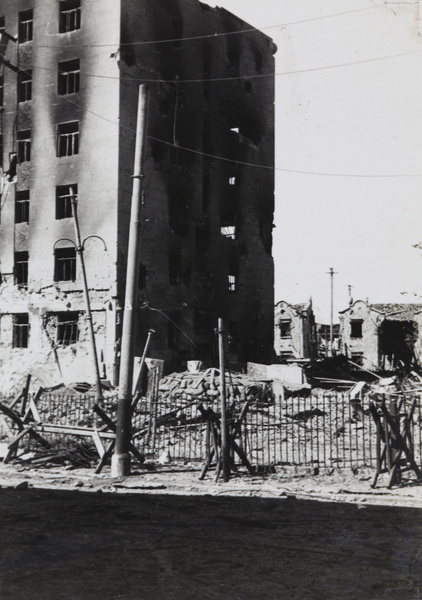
[[112, 85, 148, 477], [70, 189, 103, 403]]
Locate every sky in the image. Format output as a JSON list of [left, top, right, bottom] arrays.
[[202, 0, 422, 322]]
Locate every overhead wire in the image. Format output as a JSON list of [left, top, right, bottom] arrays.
[[30, 6, 377, 49]]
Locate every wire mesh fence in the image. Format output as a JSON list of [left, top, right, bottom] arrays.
[[1, 390, 421, 470]]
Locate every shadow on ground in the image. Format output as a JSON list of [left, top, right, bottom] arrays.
[[0, 487, 421, 599]]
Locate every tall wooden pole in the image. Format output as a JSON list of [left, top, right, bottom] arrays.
[[70, 190, 103, 403], [326, 268, 336, 357], [218, 318, 230, 482], [112, 85, 148, 477]]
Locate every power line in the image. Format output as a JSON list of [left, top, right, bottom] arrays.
[[148, 137, 422, 178], [30, 6, 376, 49], [28, 47, 422, 85]]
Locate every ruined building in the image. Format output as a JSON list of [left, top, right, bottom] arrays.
[[274, 300, 316, 363], [0, 0, 276, 390], [339, 301, 422, 371]]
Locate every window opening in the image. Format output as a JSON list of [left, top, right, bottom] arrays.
[[17, 130, 31, 163], [15, 190, 29, 223], [229, 177, 236, 185], [56, 312, 79, 345], [57, 121, 79, 157], [13, 314, 29, 348], [220, 225, 236, 239], [14, 251, 28, 288], [351, 352, 364, 366], [228, 272, 237, 293], [350, 319, 363, 338], [279, 319, 291, 338], [56, 184, 77, 219], [58, 59, 80, 95], [54, 247, 76, 281], [18, 70, 32, 102], [19, 10, 33, 43], [59, 1, 81, 33]]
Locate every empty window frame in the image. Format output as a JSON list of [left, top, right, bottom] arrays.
[[54, 247, 76, 281], [350, 319, 363, 338], [58, 59, 80, 95], [228, 271, 237, 293], [18, 70, 32, 102], [220, 225, 236, 239], [17, 130, 31, 163], [14, 251, 28, 288], [279, 319, 292, 338], [56, 184, 77, 219], [169, 253, 182, 286], [56, 311, 79, 345], [59, 1, 81, 33], [13, 314, 29, 348], [351, 352, 364, 366], [228, 177, 236, 185], [57, 121, 79, 157], [15, 190, 29, 223], [19, 10, 33, 43]]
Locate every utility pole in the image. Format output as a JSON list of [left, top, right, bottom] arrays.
[[218, 318, 230, 482], [326, 268, 337, 357], [112, 85, 149, 477], [70, 189, 103, 403], [347, 284, 354, 305]]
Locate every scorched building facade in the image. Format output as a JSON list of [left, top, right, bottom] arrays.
[[0, 0, 276, 390]]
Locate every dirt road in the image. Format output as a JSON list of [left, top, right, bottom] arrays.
[[0, 464, 422, 599]]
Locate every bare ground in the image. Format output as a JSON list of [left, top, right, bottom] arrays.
[[0, 461, 422, 599]]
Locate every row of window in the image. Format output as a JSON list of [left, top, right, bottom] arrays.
[[15, 121, 79, 164], [14, 184, 77, 224], [14, 59, 80, 104], [7, 312, 79, 349], [12, 247, 76, 288], [8, 2, 81, 45]]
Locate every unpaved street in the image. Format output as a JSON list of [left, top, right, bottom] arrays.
[[0, 465, 422, 599]]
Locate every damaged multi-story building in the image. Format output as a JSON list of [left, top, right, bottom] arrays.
[[339, 301, 422, 371], [274, 300, 316, 363], [0, 0, 276, 390]]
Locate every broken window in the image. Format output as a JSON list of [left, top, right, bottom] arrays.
[[58, 59, 80, 95], [17, 130, 31, 163], [59, 0, 81, 33], [351, 352, 364, 366], [54, 247, 76, 281], [15, 191, 30, 223], [279, 319, 291, 338], [169, 253, 182, 286], [228, 268, 238, 293], [19, 10, 33, 43], [350, 319, 363, 338], [57, 122, 79, 157], [18, 70, 32, 103], [221, 225, 236, 239], [14, 251, 28, 288], [13, 314, 29, 348], [56, 312, 79, 345], [229, 177, 236, 185], [56, 184, 77, 219]]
